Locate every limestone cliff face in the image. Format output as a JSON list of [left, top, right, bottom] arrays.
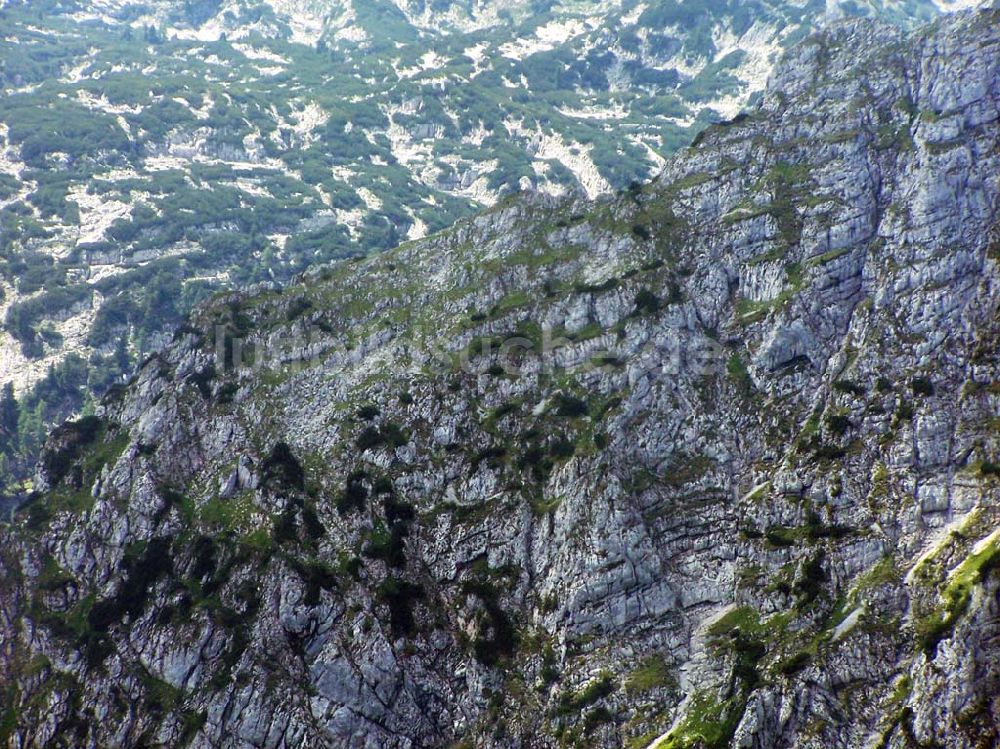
[[2, 8, 999, 749]]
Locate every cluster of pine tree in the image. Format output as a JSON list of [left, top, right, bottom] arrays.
[[0, 342, 131, 502]]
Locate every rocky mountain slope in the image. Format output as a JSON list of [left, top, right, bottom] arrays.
[[0, 0, 964, 481], [2, 5, 1000, 748]]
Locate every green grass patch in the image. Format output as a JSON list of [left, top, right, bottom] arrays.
[[650, 690, 743, 749], [625, 655, 676, 696], [556, 672, 617, 716], [726, 353, 753, 394], [915, 531, 1000, 654]]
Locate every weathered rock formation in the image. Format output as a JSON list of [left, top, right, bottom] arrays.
[[1, 8, 999, 748]]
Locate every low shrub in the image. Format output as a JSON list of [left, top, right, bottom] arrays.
[[632, 288, 661, 316], [261, 442, 305, 491], [825, 413, 852, 436], [336, 470, 368, 515], [832, 379, 865, 396], [377, 578, 424, 638], [557, 673, 617, 715], [87, 537, 173, 636], [554, 393, 588, 418]]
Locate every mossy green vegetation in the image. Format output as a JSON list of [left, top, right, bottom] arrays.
[[726, 353, 753, 394], [914, 530, 1000, 654], [556, 671, 617, 716], [734, 261, 805, 323], [625, 655, 677, 697], [649, 689, 744, 749]]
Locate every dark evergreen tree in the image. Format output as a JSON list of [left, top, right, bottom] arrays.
[[0, 382, 18, 459]]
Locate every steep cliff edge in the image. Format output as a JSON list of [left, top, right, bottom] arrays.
[[2, 8, 999, 749]]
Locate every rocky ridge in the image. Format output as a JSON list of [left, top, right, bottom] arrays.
[[1, 7, 1000, 749], [0, 0, 955, 396], [0, 0, 977, 503]]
